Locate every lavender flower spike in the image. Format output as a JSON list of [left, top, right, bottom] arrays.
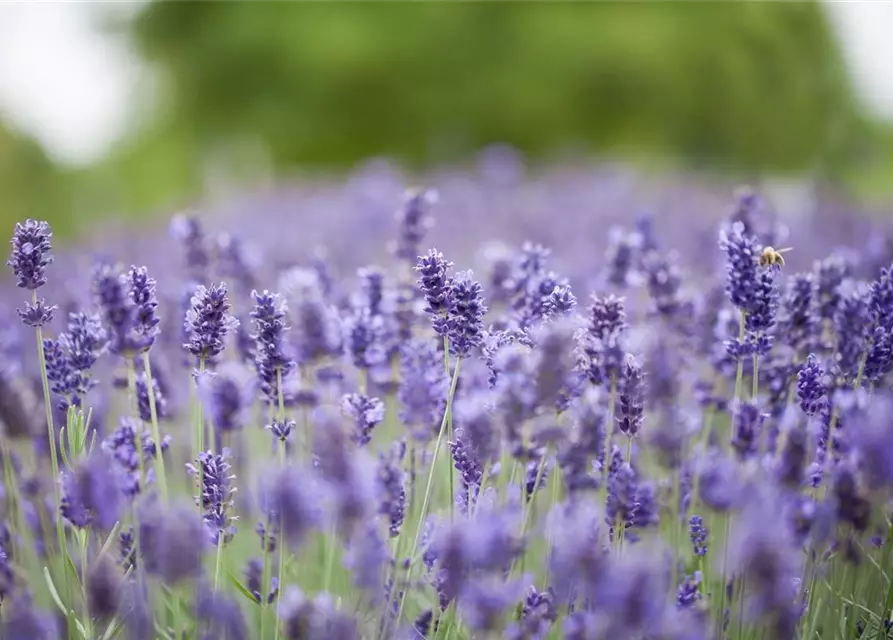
[[183, 282, 239, 365], [447, 270, 487, 359], [250, 289, 294, 403], [7, 219, 53, 290], [416, 248, 453, 336], [8, 219, 57, 326], [187, 449, 238, 545]]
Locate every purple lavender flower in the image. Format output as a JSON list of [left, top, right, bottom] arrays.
[[0, 544, 12, 602], [616, 356, 644, 438], [506, 585, 557, 639], [7, 219, 53, 290], [796, 354, 828, 416], [719, 221, 760, 314], [731, 402, 766, 460], [187, 449, 238, 544], [393, 188, 437, 262], [312, 410, 377, 536], [864, 324, 893, 382], [815, 254, 850, 323], [459, 576, 529, 634], [278, 587, 359, 640], [548, 500, 608, 603], [416, 248, 453, 336], [250, 289, 295, 403], [195, 364, 255, 433], [343, 305, 385, 370], [579, 294, 627, 386], [86, 556, 121, 620], [258, 466, 318, 552], [138, 500, 207, 584], [194, 586, 250, 640], [689, 515, 708, 556], [446, 270, 487, 359], [832, 462, 871, 533], [870, 263, 893, 329], [60, 453, 122, 530], [16, 296, 55, 327], [43, 311, 107, 408], [183, 282, 239, 365], [343, 519, 389, 597], [243, 557, 278, 604], [128, 265, 160, 350], [94, 262, 151, 356], [377, 440, 406, 537], [776, 416, 808, 490], [450, 429, 484, 514], [543, 284, 577, 320], [641, 250, 684, 319], [676, 571, 703, 609], [280, 267, 342, 365], [341, 393, 385, 447], [0, 597, 59, 640], [267, 419, 295, 443], [558, 388, 605, 495], [170, 214, 211, 281], [453, 391, 499, 466], [604, 226, 638, 288], [216, 232, 257, 294], [398, 339, 448, 440], [135, 370, 167, 423], [745, 267, 780, 335], [102, 417, 170, 498], [778, 273, 819, 355], [833, 283, 870, 380]]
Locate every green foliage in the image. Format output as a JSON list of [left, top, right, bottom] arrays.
[[129, 2, 862, 173], [0, 123, 73, 238]]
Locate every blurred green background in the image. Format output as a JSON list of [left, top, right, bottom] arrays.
[[2, 1, 892, 239]]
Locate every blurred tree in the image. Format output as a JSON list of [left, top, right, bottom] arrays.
[[0, 122, 73, 238], [126, 2, 864, 175]]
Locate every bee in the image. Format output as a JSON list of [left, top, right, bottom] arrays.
[[759, 246, 793, 268]]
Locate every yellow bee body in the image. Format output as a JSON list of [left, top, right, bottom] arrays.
[[759, 246, 793, 268]]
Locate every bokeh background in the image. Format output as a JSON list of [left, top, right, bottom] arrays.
[[1, 2, 893, 241]]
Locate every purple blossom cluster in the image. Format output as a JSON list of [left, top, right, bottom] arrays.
[[4, 162, 893, 640]]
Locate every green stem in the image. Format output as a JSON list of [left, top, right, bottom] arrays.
[[395, 358, 463, 625], [142, 352, 168, 501], [512, 446, 550, 579], [443, 336, 454, 524], [273, 440, 286, 640], [213, 535, 224, 591], [34, 303, 70, 607], [195, 356, 206, 515]]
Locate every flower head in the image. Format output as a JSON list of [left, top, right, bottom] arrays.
[[7, 219, 53, 290], [250, 289, 295, 403], [447, 270, 487, 359], [183, 282, 239, 364], [187, 449, 238, 544]]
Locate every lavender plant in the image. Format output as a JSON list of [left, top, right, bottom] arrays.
[[5, 172, 893, 640]]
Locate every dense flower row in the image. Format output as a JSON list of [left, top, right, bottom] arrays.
[[0, 171, 893, 640]]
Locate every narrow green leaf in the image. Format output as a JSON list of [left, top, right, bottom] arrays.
[[98, 521, 121, 560], [59, 426, 71, 470], [229, 572, 260, 605], [100, 618, 122, 640], [65, 551, 83, 589], [154, 621, 175, 640], [74, 618, 89, 639], [43, 566, 67, 614]]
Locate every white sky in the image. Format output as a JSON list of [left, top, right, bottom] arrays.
[[0, 2, 891, 166]]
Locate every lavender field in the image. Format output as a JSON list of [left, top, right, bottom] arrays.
[[2, 160, 893, 640]]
